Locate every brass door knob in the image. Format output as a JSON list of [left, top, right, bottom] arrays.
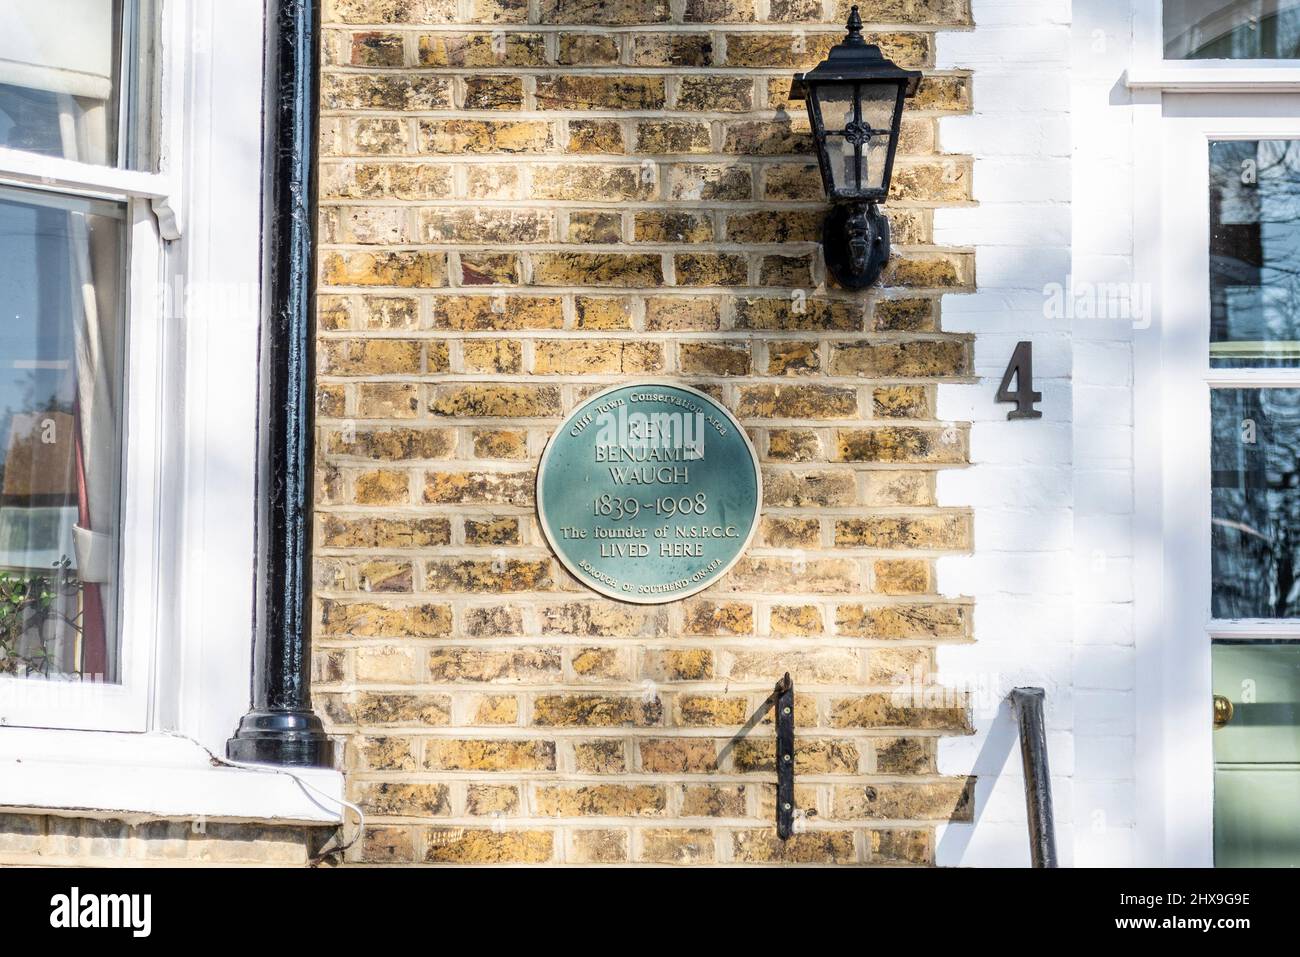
[[1213, 694, 1234, 730]]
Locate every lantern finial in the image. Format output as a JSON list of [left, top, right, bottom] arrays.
[[845, 6, 864, 43]]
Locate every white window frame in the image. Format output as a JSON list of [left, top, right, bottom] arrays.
[[1132, 93, 1300, 867], [0, 0, 342, 825], [1130, 0, 1300, 91]]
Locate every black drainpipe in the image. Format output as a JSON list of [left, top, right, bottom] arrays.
[[227, 0, 332, 767]]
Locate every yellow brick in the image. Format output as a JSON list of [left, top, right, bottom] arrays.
[[424, 828, 553, 864]]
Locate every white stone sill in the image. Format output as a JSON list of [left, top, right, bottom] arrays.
[[0, 728, 343, 825], [1126, 67, 1300, 92]]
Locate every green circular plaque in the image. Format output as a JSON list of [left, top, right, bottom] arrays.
[[537, 382, 761, 604]]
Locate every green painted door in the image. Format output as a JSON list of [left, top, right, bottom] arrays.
[[1213, 644, 1300, 867]]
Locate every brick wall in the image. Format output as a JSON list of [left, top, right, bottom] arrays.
[[0, 813, 328, 865], [314, 0, 977, 865]]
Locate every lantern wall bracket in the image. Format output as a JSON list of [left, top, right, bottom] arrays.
[[824, 201, 890, 290], [775, 671, 795, 840]]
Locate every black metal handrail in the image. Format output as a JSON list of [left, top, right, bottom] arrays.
[[1009, 687, 1057, 868]]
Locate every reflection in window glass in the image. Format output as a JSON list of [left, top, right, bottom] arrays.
[[0, 187, 124, 682], [1166, 0, 1300, 58], [1212, 389, 1300, 618], [1210, 140, 1300, 368]]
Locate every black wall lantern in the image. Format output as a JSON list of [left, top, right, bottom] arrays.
[[791, 7, 921, 289]]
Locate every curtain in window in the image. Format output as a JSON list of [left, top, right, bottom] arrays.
[[0, 2, 114, 101], [60, 98, 117, 678], [0, 1, 114, 167]]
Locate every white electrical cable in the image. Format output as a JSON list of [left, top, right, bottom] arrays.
[[162, 730, 365, 863]]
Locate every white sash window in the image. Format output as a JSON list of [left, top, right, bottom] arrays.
[[0, 0, 343, 824]]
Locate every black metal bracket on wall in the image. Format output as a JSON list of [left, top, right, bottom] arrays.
[[226, 0, 332, 768], [775, 672, 795, 840]]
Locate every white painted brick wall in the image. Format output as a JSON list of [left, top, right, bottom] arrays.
[[932, 0, 1141, 867]]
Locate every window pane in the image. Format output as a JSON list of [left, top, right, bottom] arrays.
[[0, 1, 155, 169], [1166, 0, 1300, 58], [1211, 388, 1300, 619], [1209, 140, 1300, 368], [0, 186, 125, 683]]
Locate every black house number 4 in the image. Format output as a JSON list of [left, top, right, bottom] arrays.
[[996, 341, 1042, 420]]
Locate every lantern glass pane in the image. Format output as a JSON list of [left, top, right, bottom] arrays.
[[828, 135, 856, 191], [864, 134, 890, 192], [815, 82, 854, 133], [859, 83, 898, 133]]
